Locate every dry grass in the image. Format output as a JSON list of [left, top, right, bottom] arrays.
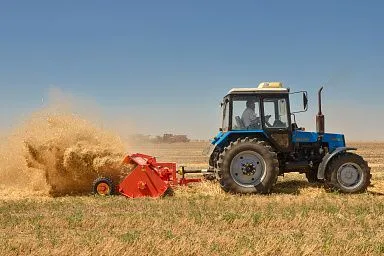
[[1, 142, 384, 255]]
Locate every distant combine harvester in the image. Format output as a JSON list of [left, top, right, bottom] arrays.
[[128, 133, 191, 143], [155, 133, 190, 143]]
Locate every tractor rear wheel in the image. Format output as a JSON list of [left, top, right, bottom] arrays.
[[325, 153, 371, 193], [217, 137, 279, 194], [93, 177, 115, 196]]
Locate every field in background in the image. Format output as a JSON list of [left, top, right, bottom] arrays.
[[128, 141, 210, 169], [1, 142, 384, 255]]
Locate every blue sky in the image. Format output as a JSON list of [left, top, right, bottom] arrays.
[[0, 1, 383, 140]]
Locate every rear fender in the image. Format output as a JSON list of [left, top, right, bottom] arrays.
[[317, 147, 357, 179], [213, 130, 267, 149]]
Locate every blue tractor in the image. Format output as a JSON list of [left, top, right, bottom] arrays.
[[208, 82, 371, 194]]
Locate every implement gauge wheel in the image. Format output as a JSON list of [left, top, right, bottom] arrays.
[[93, 177, 115, 196], [217, 137, 279, 194], [325, 153, 371, 193]]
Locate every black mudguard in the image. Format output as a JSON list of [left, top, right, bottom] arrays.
[[317, 147, 357, 179]]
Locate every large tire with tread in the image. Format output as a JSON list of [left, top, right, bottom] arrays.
[[325, 152, 371, 193], [217, 137, 279, 194], [93, 177, 115, 196]]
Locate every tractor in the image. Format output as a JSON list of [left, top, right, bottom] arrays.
[[208, 82, 371, 194]]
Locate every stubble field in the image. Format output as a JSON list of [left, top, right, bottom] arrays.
[[1, 141, 384, 256]]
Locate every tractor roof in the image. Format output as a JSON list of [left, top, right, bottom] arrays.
[[227, 82, 289, 95]]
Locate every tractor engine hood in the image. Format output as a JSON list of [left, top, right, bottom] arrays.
[[292, 131, 345, 152]]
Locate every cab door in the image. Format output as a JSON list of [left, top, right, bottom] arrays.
[[261, 96, 292, 152]]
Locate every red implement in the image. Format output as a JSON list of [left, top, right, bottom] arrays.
[[115, 153, 202, 198]]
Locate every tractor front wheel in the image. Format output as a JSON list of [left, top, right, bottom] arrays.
[[325, 153, 371, 193], [217, 137, 279, 194]]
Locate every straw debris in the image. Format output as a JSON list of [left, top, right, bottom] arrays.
[[0, 111, 129, 196]]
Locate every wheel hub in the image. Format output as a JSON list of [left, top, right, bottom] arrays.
[[96, 183, 110, 195], [230, 150, 266, 187], [337, 163, 362, 188], [242, 163, 256, 176]]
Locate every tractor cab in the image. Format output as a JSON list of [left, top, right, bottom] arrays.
[[218, 82, 307, 152]]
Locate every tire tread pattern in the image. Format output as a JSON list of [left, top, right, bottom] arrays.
[[217, 137, 279, 194]]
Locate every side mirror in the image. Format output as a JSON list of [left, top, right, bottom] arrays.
[[303, 92, 308, 111], [290, 90, 308, 114]]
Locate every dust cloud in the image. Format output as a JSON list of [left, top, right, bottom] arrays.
[[0, 89, 131, 197]]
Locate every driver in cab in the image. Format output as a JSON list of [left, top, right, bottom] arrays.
[[241, 100, 258, 128]]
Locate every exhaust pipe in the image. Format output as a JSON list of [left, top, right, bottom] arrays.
[[316, 87, 325, 134]]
